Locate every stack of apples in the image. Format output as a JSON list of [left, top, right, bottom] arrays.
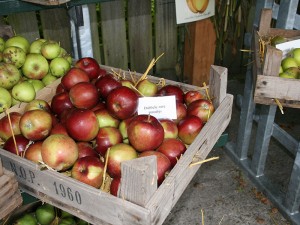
[[0, 35, 72, 113], [279, 47, 300, 79], [0, 56, 215, 196]]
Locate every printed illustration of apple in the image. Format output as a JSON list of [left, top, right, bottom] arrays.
[[178, 115, 204, 145], [0, 112, 21, 141], [159, 118, 178, 139], [61, 67, 90, 90], [19, 109, 53, 141], [41, 40, 61, 60], [127, 114, 165, 152], [107, 143, 138, 178], [69, 82, 99, 109], [41, 134, 78, 171], [22, 53, 49, 79], [49, 57, 71, 77], [0, 62, 21, 89], [5, 35, 30, 53], [75, 57, 101, 80], [3, 46, 26, 68], [187, 99, 214, 123], [24, 141, 43, 163], [71, 156, 105, 188], [192, 0, 209, 13], [3, 134, 30, 156], [95, 74, 122, 99], [11, 81, 36, 103]]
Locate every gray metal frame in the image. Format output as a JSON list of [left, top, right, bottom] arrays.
[[225, 1, 300, 224]]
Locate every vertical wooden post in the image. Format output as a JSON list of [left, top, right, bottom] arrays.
[[184, 18, 216, 86]]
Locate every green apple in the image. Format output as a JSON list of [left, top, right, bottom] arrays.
[[0, 87, 12, 112], [271, 35, 286, 46], [279, 66, 283, 74], [50, 57, 71, 77], [281, 57, 298, 71], [58, 47, 73, 65], [136, 79, 158, 96], [42, 72, 58, 86], [290, 48, 300, 66], [41, 40, 61, 60], [29, 38, 47, 54], [14, 213, 38, 225], [0, 37, 5, 52], [3, 46, 26, 68], [35, 203, 56, 225], [279, 67, 299, 79], [5, 35, 30, 53], [22, 53, 49, 79], [12, 81, 36, 102], [28, 79, 45, 92], [0, 62, 22, 89], [11, 95, 21, 106]]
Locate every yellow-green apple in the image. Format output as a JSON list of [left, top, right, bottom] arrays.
[[19, 109, 53, 141], [178, 115, 204, 145], [76, 142, 98, 159], [24, 141, 43, 163], [35, 203, 56, 225], [106, 86, 139, 120], [29, 38, 47, 54], [127, 114, 164, 152], [120, 79, 134, 89], [11, 80, 36, 102], [3, 46, 26, 68], [159, 118, 178, 139], [187, 99, 214, 123], [3, 134, 30, 156], [22, 53, 49, 80], [24, 99, 51, 112], [157, 84, 184, 103], [95, 126, 123, 156], [65, 109, 99, 142], [281, 57, 298, 71], [41, 40, 61, 60], [157, 138, 187, 168], [28, 79, 45, 92], [0, 62, 21, 89], [71, 156, 105, 188], [192, 0, 209, 13], [279, 67, 300, 79], [74, 57, 101, 80], [61, 67, 90, 90], [290, 48, 300, 65], [95, 74, 122, 99], [184, 90, 204, 105], [5, 35, 30, 53], [0, 112, 21, 141], [136, 79, 158, 97], [42, 72, 57, 86], [138, 150, 171, 185], [107, 143, 138, 178], [41, 134, 78, 171], [0, 87, 12, 113], [94, 108, 120, 128], [49, 57, 71, 77], [69, 82, 99, 109], [118, 116, 134, 143]]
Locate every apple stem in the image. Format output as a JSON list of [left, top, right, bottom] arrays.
[[189, 156, 219, 167], [101, 148, 110, 190], [5, 109, 19, 156]]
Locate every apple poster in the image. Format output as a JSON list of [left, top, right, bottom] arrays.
[[175, 0, 215, 24]]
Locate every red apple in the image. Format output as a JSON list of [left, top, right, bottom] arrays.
[[24, 99, 51, 112], [157, 84, 184, 103], [65, 109, 99, 142], [19, 109, 53, 141], [71, 156, 105, 188], [110, 177, 120, 197], [159, 118, 178, 139], [97, 68, 107, 78], [107, 143, 138, 178], [174, 102, 187, 124], [106, 86, 138, 120], [184, 90, 204, 105], [24, 141, 43, 163], [157, 138, 187, 167], [77, 142, 98, 159], [69, 82, 99, 109], [61, 67, 90, 90], [3, 134, 30, 156], [51, 92, 73, 116], [187, 99, 214, 123], [95, 127, 123, 156], [41, 134, 78, 171], [127, 114, 164, 152], [95, 74, 122, 99], [56, 83, 66, 94], [0, 112, 21, 141], [138, 151, 171, 185], [75, 57, 100, 80], [94, 108, 120, 128], [50, 122, 68, 136], [177, 115, 204, 145], [91, 101, 106, 112]]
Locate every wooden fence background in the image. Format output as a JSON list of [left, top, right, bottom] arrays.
[[0, 0, 218, 86]]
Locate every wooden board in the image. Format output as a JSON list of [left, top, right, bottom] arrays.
[[21, 0, 70, 5], [88, 4, 102, 63]]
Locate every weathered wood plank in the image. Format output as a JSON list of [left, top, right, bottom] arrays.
[[155, 0, 177, 72], [128, 0, 153, 73], [101, 0, 128, 70], [88, 4, 102, 63], [40, 8, 72, 53], [209, 65, 228, 108], [7, 11, 40, 43], [262, 45, 282, 77]]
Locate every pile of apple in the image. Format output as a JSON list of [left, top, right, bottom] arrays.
[[0, 35, 72, 113], [0, 57, 214, 196]]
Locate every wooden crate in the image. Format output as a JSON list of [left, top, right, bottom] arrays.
[[21, 0, 70, 5], [0, 65, 233, 225], [253, 8, 300, 108]]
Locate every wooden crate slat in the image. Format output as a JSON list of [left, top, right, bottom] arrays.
[[128, 0, 153, 73], [155, 0, 177, 72], [88, 4, 102, 63], [0, 179, 18, 207], [0, 191, 23, 220], [40, 8, 72, 53], [21, 0, 70, 5], [101, 0, 128, 70]]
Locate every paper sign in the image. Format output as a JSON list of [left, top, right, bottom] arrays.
[[175, 0, 215, 24], [137, 96, 177, 119], [276, 39, 300, 58]]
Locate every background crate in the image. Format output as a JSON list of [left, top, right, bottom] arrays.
[[252, 9, 300, 108], [21, 0, 70, 5], [0, 65, 233, 225]]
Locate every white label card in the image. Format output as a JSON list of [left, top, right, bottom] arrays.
[[137, 96, 177, 119], [276, 39, 300, 58]]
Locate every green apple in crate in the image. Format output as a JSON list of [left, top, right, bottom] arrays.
[[289, 48, 300, 66], [22, 53, 49, 80], [0, 62, 21, 89], [5, 35, 30, 53], [279, 67, 300, 79], [2, 46, 26, 68], [12, 80, 36, 102], [0, 87, 12, 113], [29, 38, 47, 54], [281, 57, 298, 71]]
